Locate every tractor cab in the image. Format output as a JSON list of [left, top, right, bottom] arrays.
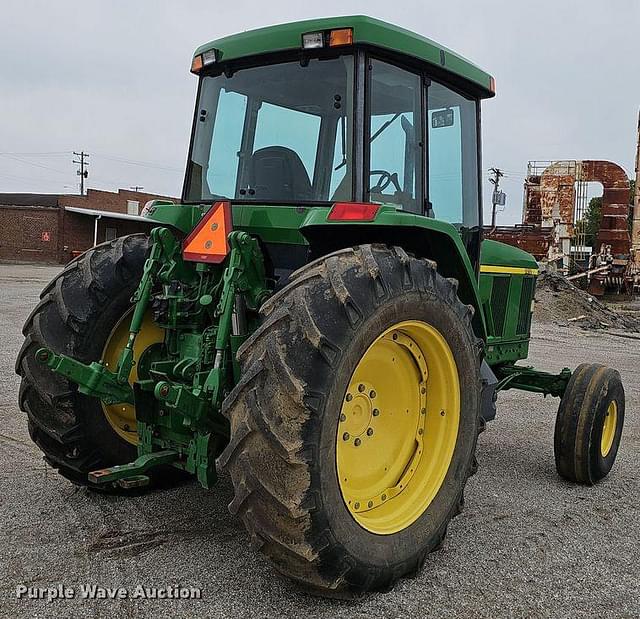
[[184, 16, 493, 267]]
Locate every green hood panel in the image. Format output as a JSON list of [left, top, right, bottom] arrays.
[[481, 239, 538, 270]]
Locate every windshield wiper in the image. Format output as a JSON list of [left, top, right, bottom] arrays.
[[370, 113, 401, 143], [334, 115, 347, 171]]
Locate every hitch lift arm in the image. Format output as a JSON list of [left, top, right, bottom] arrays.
[[35, 227, 270, 490]]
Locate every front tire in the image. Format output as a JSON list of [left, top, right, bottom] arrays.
[[554, 363, 625, 484], [220, 245, 482, 595]]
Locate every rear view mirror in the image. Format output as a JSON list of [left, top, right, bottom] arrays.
[[431, 109, 454, 128]]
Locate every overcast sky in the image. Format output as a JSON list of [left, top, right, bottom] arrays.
[[1, 0, 638, 224]]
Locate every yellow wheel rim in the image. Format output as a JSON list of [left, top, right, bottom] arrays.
[[600, 400, 618, 457], [101, 310, 164, 445], [336, 320, 460, 535]]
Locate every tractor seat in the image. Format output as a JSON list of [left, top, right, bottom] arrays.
[[247, 146, 313, 202]]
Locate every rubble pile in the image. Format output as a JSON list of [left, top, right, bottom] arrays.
[[534, 270, 640, 331]]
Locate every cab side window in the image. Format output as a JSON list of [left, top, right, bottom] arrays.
[[427, 81, 479, 226]]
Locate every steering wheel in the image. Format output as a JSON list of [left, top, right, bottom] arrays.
[[370, 170, 402, 193]]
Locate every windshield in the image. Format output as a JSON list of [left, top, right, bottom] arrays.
[[184, 56, 354, 203]]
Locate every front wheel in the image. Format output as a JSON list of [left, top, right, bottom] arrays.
[[220, 245, 482, 596], [554, 363, 625, 484]]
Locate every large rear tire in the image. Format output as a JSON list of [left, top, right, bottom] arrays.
[[15, 235, 153, 486], [220, 245, 482, 596]]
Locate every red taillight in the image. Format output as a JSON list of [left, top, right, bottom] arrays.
[[328, 202, 380, 222]]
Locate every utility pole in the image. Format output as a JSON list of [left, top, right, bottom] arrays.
[[489, 167, 505, 228], [73, 151, 89, 195]]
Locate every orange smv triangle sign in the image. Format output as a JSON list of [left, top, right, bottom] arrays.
[[183, 201, 232, 264]]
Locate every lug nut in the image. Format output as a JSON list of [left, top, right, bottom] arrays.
[[368, 501, 373, 508], [381, 494, 387, 501], [343, 432, 350, 441], [354, 502, 360, 509], [358, 384, 365, 393], [354, 438, 361, 447], [369, 390, 376, 399], [339, 413, 346, 422], [373, 408, 380, 417], [392, 333, 398, 340], [421, 387, 426, 395], [367, 428, 374, 436], [345, 393, 353, 402]]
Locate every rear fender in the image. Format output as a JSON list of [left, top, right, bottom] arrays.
[[300, 208, 487, 340], [141, 201, 203, 235]]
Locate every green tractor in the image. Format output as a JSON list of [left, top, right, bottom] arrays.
[[17, 16, 625, 596]]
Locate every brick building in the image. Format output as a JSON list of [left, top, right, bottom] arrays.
[[0, 188, 178, 263]]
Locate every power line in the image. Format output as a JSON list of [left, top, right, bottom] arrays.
[[0, 170, 74, 191], [0, 147, 180, 194], [0, 170, 55, 184], [1, 149, 182, 173], [0, 151, 71, 156], [0, 161, 138, 193], [0, 151, 172, 195], [0, 154, 70, 176], [92, 152, 182, 172]]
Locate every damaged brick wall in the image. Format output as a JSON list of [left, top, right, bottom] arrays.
[[524, 160, 631, 257]]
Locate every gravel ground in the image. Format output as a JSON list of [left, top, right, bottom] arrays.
[[0, 263, 638, 618]]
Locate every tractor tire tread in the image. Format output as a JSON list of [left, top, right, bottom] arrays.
[[221, 243, 482, 595], [16, 234, 149, 487], [554, 362, 624, 484]]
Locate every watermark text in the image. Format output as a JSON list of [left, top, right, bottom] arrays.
[[16, 584, 202, 602]]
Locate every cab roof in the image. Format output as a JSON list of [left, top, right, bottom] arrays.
[[193, 15, 495, 98]]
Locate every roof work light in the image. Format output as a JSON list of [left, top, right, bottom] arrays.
[[301, 28, 353, 50], [190, 48, 219, 74]]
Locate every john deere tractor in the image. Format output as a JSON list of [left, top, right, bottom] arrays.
[[17, 16, 625, 596]]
